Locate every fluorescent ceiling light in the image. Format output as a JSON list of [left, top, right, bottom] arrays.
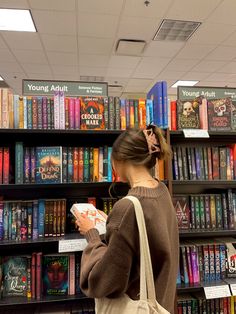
[[0, 9, 36, 32], [0, 76, 3, 81], [171, 80, 199, 88]]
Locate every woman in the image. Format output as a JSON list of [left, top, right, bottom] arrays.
[[75, 125, 179, 314]]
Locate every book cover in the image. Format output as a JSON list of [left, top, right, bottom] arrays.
[[172, 195, 190, 230], [208, 98, 232, 131], [59, 91, 65, 129], [36, 147, 62, 184], [78, 147, 84, 182], [138, 99, 146, 129], [65, 98, 69, 130], [42, 97, 48, 129], [114, 97, 120, 130], [3, 256, 28, 296], [75, 98, 80, 130], [89, 147, 94, 182], [15, 142, 24, 184], [199, 97, 208, 130], [177, 98, 201, 129], [162, 81, 168, 129], [171, 101, 177, 131], [83, 147, 90, 183], [69, 98, 75, 130], [24, 147, 30, 184], [73, 147, 79, 183], [80, 97, 105, 130], [103, 97, 109, 130], [93, 148, 99, 182], [62, 147, 68, 183], [120, 99, 126, 130], [37, 97, 43, 129], [225, 242, 236, 278], [67, 147, 73, 183], [219, 147, 227, 180], [108, 96, 115, 130], [32, 97, 38, 129], [30, 147, 36, 183], [3, 147, 9, 184]]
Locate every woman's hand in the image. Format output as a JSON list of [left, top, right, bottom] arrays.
[[75, 213, 95, 235]]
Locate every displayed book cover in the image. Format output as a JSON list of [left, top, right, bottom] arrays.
[[80, 97, 105, 130], [3, 256, 28, 296], [225, 242, 236, 278], [177, 97, 201, 129], [36, 147, 62, 184], [172, 195, 190, 230], [70, 203, 106, 235], [208, 98, 232, 131], [42, 255, 69, 296]]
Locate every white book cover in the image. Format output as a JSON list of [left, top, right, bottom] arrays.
[[70, 203, 106, 235], [98, 147, 103, 182], [23, 96, 27, 129], [59, 91, 65, 129], [54, 91, 60, 129]]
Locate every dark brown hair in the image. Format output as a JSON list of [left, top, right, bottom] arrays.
[[112, 125, 172, 169]]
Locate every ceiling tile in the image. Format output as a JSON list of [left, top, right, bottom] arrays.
[[126, 78, 153, 87], [124, 85, 147, 93], [123, 0, 172, 18], [133, 57, 170, 79], [32, 10, 76, 35], [196, 81, 228, 87], [0, 49, 17, 62], [78, 37, 114, 55], [207, 0, 236, 25], [52, 65, 78, 76], [144, 41, 185, 58], [79, 55, 110, 68], [14, 50, 48, 64], [189, 23, 236, 45], [78, 14, 119, 38], [216, 62, 236, 74], [157, 70, 186, 80], [53, 73, 79, 81], [47, 52, 78, 66], [222, 31, 236, 47], [41, 34, 77, 52], [80, 67, 107, 77], [1, 32, 43, 50], [0, 35, 9, 49], [192, 60, 226, 72], [181, 72, 212, 81], [106, 77, 129, 86], [165, 59, 198, 71], [175, 43, 216, 60], [106, 67, 134, 78], [204, 72, 233, 82], [0, 62, 24, 73], [22, 63, 52, 75], [78, 0, 124, 15], [118, 16, 160, 41], [108, 56, 141, 69], [26, 73, 54, 80], [205, 46, 236, 61], [0, 0, 29, 8], [29, 0, 75, 11], [167, 0, 222, 21], [0, 72, 25, 81]]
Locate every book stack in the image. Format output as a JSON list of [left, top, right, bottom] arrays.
[[173, 190, 236, 231], [172, 145, 236, 181], [0, 199, 66, 241], [0, 147, 9, 184], [0, 253, 83, 300]]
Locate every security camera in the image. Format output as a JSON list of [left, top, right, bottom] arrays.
[[144, 0, 150, 7]]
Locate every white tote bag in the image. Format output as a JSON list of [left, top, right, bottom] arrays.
[[95, 196, 170, 314]]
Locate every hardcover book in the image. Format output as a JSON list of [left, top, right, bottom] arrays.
[[208, 98, 232, 131], [36, 147, 62, 184], [43, 255, 69, 296], [3, 256, 28, 296], [177, 98, 201, 129], [172, 195, 190, 230], [80, 97, 105, 130]]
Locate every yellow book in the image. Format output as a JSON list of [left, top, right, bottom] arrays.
[[2, 88, 9, 128], [158, 159, 165, 181], [19, 96, 24, 129], [231, 296, 235, 314], [8, 90, 14, 129], [93, 148, 99, 182], [138, 99, 146, 129], [129, 100, 135, 128], [210, 195, 216, 229]]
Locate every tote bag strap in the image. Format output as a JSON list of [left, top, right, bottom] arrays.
[[124, 196, 157, 303]]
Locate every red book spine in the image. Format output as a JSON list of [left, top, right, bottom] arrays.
[[207, 147, 213, 180], [78, 147, 84, 182], [171, 101, 177, 131], [88, 197, 96, 207], [65, 98, 69, 130], [73, 147, 79, 183], [69, 98, 75, 130], [3, 147, 9, 184], [69, 254, 75, 295], [31, 252, 36, 299], [0, 147, 3, 184], [36, 252, 42, 300], [32, 97, 38, 129], [75, 98, 80, 130], [61, 200, 66, 236]]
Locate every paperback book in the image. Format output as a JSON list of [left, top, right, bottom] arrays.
[[208, 98, 232, 131], [177, 97, 201, 129], [80, 97, 105, 130]]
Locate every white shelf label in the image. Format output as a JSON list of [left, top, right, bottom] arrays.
[[183, 129, 209, 138], [59, 238, 87, 253], [204, 285, 231, 299], [230, 284, 236, 296]]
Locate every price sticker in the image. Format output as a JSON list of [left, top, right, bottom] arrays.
[[204, 285, 231, 299], [183, 129, 209, 138], [59, 238, 87, 253]]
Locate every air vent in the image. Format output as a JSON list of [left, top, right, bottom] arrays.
[[153, 19, 201, 42], [80, 76, 104, 82], [116, 39, 146, 56]]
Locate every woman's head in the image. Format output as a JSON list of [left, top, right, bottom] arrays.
[[111, 125, 171, 182]]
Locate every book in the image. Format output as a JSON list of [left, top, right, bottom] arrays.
[[80, 97, 105, 130], [208, 98, 232, 131], [177, 98, 201, 129], [172, 195, 190, 230], [36, 147, 62, 184]]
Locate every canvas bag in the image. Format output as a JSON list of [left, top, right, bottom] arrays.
[[95, 195, 170, 314]]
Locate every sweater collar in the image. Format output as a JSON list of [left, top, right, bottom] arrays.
[[127, 181, 166, 198]]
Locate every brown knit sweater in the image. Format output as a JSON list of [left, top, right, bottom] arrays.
[[80, 182, 179, 313]]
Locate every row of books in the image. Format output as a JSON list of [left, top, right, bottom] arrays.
[[0, 199, 66, 241], [0, 253, 83, 299], [177, 238, 236, 285], [177, 294, 236, 314], [0, 147, 9, 184], [173, 145, 236, 181], [173, 191, 236, 231]]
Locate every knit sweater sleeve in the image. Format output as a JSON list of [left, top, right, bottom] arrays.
[[79, 198, 136, 298]]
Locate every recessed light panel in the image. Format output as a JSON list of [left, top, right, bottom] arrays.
[[153, 19, 201, 42], [171, 80, 199, 88], [0, 76, 4, 81], [0, 9, 36, 32]]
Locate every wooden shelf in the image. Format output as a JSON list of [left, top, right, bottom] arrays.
[[179, 230, 236, 239], [173, 180, 236, 194], [177, 280, 229, 293]]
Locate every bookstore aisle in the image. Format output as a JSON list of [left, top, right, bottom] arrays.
[[1, 0, 236, 313]]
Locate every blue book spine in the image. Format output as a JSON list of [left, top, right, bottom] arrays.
[[0, 202, 3, 240], [3, 202, 9, 240], [38, 199, 45, 238], [162, 81, 168, 129], [157, 82, 163, 128], [27, 97, 33, 129], [108, 147, 112, 182], [219, 244, 226, 279], [23, 96, 27, 129], [15, 142, 24, 184], [146, 99, 154, 125], [32, 200, 38, 240], [11, 203, 17, 240], [13, 95, 19, 129], [195, 147, 201, 180], [27, 202, 33, 239], [8, 203, 12, 240], [176, 267, 181, 285]]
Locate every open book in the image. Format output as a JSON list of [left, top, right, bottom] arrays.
[[70, 203, 106, 235]]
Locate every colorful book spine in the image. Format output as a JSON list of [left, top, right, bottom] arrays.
[[120, 99, 126, 130], [2, 89, 9, 128], [0, 147, 2, 184], [171, 101, 177, 131], [78, 147, 84, 182], [0, 202, 3, 240], [69, 98, 75, 130], [38, 200, 45, 238], [15, 142, 24, 184], [23, 96, 27, 129], [24, 147, 31, 184], [156, 82, 163, 128], [93, 148, 99, 182], [104, 97, 109, 130], [3, 147, 9, 184], [210, 195, 216, 229], [32, 97, 38, 129], [89, 147, 94, 182], [67, 147, 73, 183], [73, 147, 79, 183], [146, 99, 153, 126], [42, 97, 47, 129], [138, 99, 146, 129], [30, 147, 36, 184], [54, 91, 60, 129], [75, 98, 80, 130], [27, 202, 32, 239], [37, 97, 43, 129], [125, 99, 130, 128], [108, 96, 115, 129], [114, 97, 120, 130], [59, 91, 65, 129], [50, 98, 54, 129], [62, 147, 68, 183], [162, 81, 168, 129], [32, 201, 38, 240], [108, 147, 112, 182], [83, 147, 90, 183], [99, 147, 103, 182], [103, 146, 108, 182], [129, 99, 135, 128], [13, 95, 19, 129]]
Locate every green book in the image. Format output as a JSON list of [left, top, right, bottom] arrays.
[[15, 142, 24, 184], [83, 147, 90, 183]]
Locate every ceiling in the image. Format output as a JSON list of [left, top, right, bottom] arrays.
[[0, 0, 236, 97]]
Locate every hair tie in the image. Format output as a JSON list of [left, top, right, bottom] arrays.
[[143, 128, 160, 155]]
